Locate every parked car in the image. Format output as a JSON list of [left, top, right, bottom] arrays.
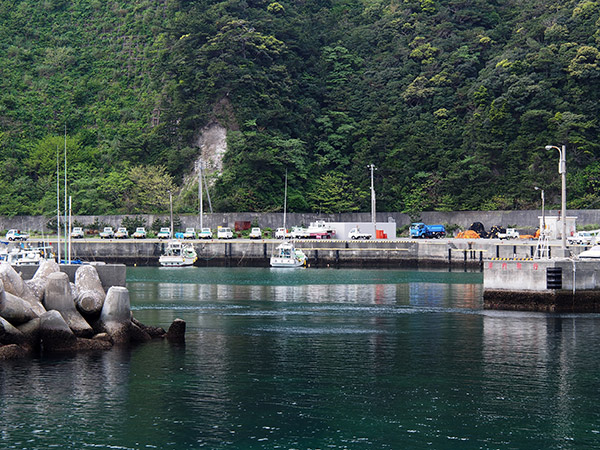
[[568, 231, 593, 245], [99, 227, 114, 239], [183, 228, 197, 239], [249, 227, 262, 239], [290, 226, 309, 239], [275, 228, 290, 239], [217, 227, 233, 239], [199, 228, 213, 239], [71, 227, 85, 239], [114, 227, 129, 239], [132, 227, 147, 239], [5, 229, 29, 241], [157, 227, 171, 239], [348, 227, 371, 240]]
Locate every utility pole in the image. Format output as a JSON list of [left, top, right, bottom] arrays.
[[367, 164, 377, 232]]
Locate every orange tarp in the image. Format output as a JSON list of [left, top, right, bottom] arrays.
[[456, 230, 480, 239]]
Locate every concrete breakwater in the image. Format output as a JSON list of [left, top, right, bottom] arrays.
[[0, 260, 185, 360], [484, 259, 600, 312], [44, 237, 593, 268]]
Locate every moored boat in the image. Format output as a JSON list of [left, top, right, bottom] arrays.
[[159, 240, 197, 267], [1, 243, 56, 266], [578, 245, 600, 258], [270, 241, 307, 268], [306, 220, 335, 239]]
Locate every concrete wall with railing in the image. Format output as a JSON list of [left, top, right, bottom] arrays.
[[5, 210, 600, 234]]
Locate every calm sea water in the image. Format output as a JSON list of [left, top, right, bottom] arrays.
[[1, 267, 600, 450]]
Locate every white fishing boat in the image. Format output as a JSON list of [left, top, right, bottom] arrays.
[[159, 240, 197, 267], [1, 243, 56, 266], [306, 220, 335, 239], [270, 241, 307, 268], [578, 245, 600, 259]]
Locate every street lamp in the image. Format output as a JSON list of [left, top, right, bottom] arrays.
[[545, 144, 567, 253], [534, 186, 545, 236]]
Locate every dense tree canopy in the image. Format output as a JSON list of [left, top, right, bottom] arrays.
[[1, 0, 600, 217]]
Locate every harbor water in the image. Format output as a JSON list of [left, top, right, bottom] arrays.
[[1, 267, 600, 449]]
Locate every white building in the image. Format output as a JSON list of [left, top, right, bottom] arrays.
[[327, 222, 397, 240], [539, 215, 577, 239]]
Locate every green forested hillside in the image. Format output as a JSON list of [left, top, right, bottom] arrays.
[[2, 0, 600, 217]]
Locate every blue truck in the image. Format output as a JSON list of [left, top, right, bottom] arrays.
[[409, 222, 446, 239]]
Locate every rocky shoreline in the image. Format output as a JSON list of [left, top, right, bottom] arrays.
[[0, 260, 185, 359]]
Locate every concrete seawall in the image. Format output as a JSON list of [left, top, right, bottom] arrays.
[[6, 209, 600, 233], [33, 238, 595, 269]]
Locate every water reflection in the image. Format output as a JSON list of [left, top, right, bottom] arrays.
[[480, 313, 600, 448], [3, 268, 600, 449], [132, 279, 483, 311], [0, 349, 133, 448]]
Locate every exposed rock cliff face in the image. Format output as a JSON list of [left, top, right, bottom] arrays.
[[196, 122, 227, 175], [182, 97, 238, 197]]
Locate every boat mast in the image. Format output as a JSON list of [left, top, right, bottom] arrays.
[[283, 168, 288, 230], [198, 160, 203, 229], [169, 190, 173, 238], [64, 124, 67, 263], [56, 145, 61, 264], [203, 164, 213, 213], [68, 196, 72, 263]]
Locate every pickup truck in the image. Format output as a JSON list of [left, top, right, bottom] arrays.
[[217, 227, 233, 239], [183, 228, 197, 239], [348, 227, 371, 240], [568, 231, 593, 245], [114, 227, 129, 239], [99, 227, 114, 239], [157, 227, 171, 239], [409, 223, 446, 239], [291, 227, 309, 239], [199, 228, 213, 239], [249, 227, 262, 239], [5, 229, 29, 241], [71, 227, 85, 239], [275, 228, 290, 239], [132, 227, 147, 239], [497, 228, 519, 240]]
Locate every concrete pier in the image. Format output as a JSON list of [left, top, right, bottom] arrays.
[[483, 258, 600, 312], [18, 237, 598, 269]]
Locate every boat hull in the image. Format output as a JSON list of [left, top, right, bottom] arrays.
[[159, 256, 196, 267], [270, 257, 304, 268]]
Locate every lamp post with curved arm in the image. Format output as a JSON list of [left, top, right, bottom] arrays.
[[545, 144, 567, 252]]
